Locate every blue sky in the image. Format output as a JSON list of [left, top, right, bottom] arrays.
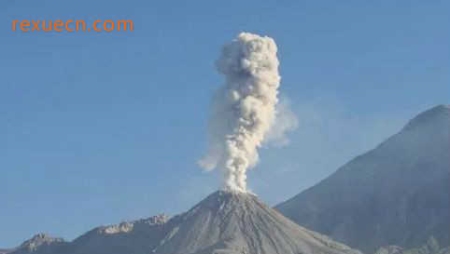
[[1, 0, 449, 248]]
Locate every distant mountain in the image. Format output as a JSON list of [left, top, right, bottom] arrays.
[[64, 214, 170, 254], [6, 191, 362, 254], [8, 233, 67, 254], [276, 105, 450, 253], [6, 215, 169, 254]]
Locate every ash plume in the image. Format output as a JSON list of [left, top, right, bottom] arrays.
[[200, 32, 295, 192]]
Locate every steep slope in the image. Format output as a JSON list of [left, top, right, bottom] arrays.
[[154, 190, 362, 254], [276, 105, 450, 253]]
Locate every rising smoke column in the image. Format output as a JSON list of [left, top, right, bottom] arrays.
[[199, 32, 282, 193]]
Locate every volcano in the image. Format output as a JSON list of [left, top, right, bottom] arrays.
[[153, 190, 361, 254], [7, 191, 362, 254]]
